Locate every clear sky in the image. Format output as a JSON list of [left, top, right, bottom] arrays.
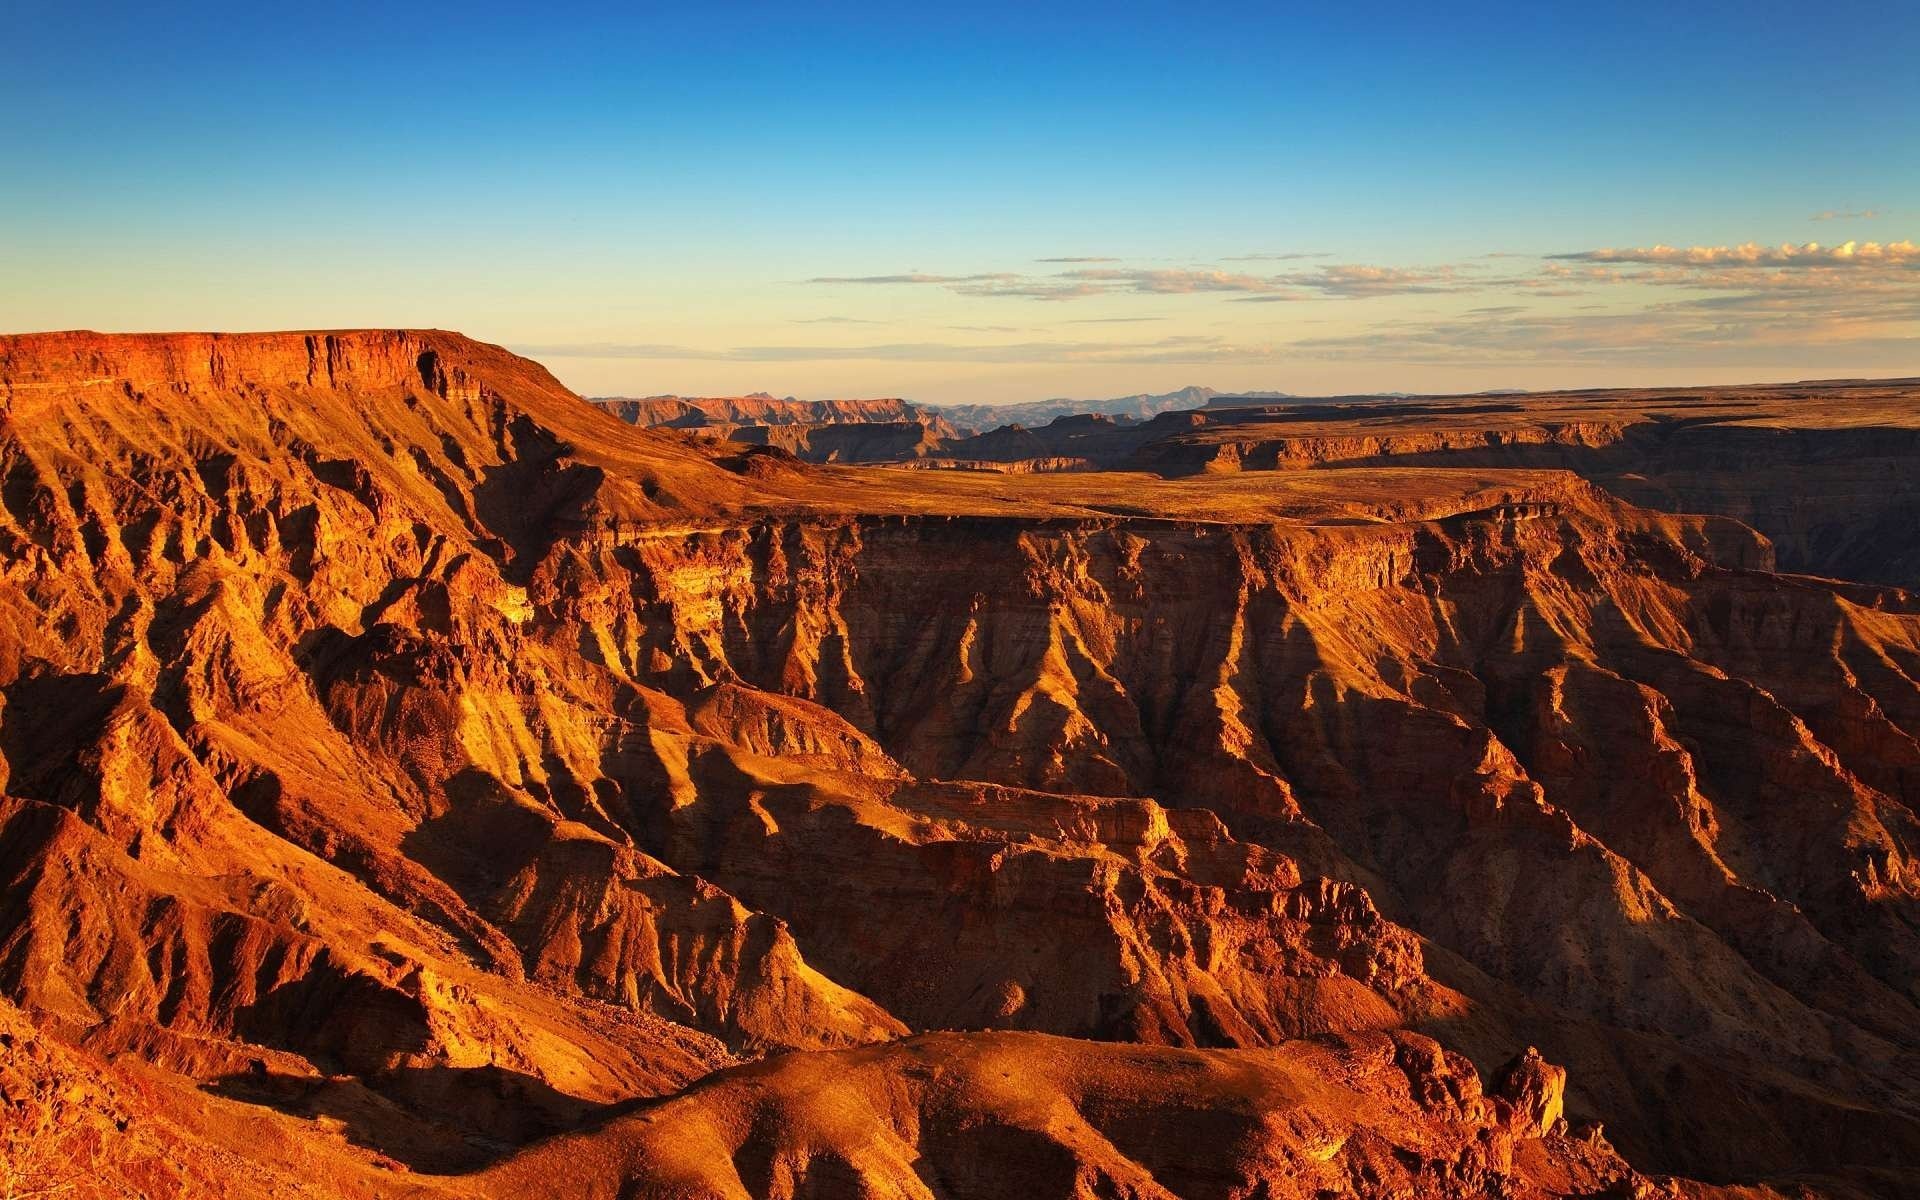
[[4, 1, 1917, 403]]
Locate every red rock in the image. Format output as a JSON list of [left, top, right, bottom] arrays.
[[2, 330, 1916, 1197]]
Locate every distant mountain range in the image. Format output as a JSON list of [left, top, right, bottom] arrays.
[[590, 386, 1297, 438], [929, 386, 1292, 432]]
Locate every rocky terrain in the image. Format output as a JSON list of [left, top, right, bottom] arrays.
[[771, 384, 1920, 588], [590, 394, 959, 465], [1102, 386, 1920, 586], [594, 394, 944, 431], [600, 386, 1920, 581], [594, 387, 1294, 469], [3, 330, 1918, 1198]]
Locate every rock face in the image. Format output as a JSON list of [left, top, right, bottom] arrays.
[[1493, 1047, 1567, 1138], [634, 383, 1920, 592], [977, 386, 1920, 587], [595, 393, 945, 431], [593, 387, 1278, 467], [3, 330, 1918, 1198], [593, 393, 960, 462], [476, 1031, 1639, 1200]]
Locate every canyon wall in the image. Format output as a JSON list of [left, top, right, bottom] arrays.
[[592, 394, 960, 463]]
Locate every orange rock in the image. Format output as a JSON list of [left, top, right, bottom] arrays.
[[2, 330, 1918, 1197]]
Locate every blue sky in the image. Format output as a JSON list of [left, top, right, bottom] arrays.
[[4, 1, 1917, 401]]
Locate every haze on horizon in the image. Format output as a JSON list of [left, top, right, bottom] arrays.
[[3, 0, 1916, 405]]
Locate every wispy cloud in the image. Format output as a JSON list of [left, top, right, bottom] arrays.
[[1550, 240, 1919, 268], [1058, 267, 1285, 294], [522, 261, 1920, 370], [1280, 264, 1479, 296], [806, 260, 1521, 302], [806, 272, 1020, 285], [1812, 209, 1880, 221], [1286, 275, 1920, 365], [949, 279, 1112, 300], [763, 235, 1920, 372], [791, 315, 883, 324]]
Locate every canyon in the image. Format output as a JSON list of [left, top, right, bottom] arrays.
[[591, 387, 1289, 470], [602, 383, 1920, 593], [3, 329, 1919, 1198], [591, 395, 961, 464]]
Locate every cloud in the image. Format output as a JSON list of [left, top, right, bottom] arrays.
[[1532, 239, 1920, 345], [1058, 267, 1284, 294], [803, 260, 1518, 302], [806, 273, 1019, 285], [524, 269, 1920, 373], [1550, 240, 1919, 268], [1284, 278, 1920, 366], [949, 279, 1112, 301], [791, 316, 882, 324], [809, 239, 1920, 317], [770, 237, 1920, 373], [1221, 252, 1328, 261], [1278, 264, 1479, 296], [1812, 209, 1880, 221]]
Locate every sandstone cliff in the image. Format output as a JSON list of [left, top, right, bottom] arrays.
[[593, 394, 960, 463]]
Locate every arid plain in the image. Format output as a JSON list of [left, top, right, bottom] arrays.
[[5, 330, 1920, 1198]]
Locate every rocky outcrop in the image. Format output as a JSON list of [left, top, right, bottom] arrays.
[[765, 383, 1920, 589], [894, 454, 1098, 473], [647, 771, 1439, 1046], [1493, 1047, 1567, 1137], [595, 394, 949, 432], [917, 411, 1156, 466], [594, 394, 961, 462], [710, 419, 950, 462], [1117, 387, 1920, 587], [1130, 414, 1631, 476], [477, 1031, 1651, 1200]]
